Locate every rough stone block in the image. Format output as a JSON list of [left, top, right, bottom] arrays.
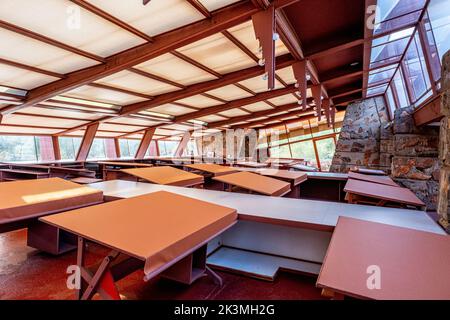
[[379, 153, 392, 167], [391, 156, 440, 181], [437, 167, 450, 230], [394, 134, 439, 157], [440, 117, 450, 164], [380, 139, 394, 154], [396, 179, 439, 211]]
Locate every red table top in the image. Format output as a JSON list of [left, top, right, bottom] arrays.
[[344, 179, 425, 206], [317, 217, 450, 299], [348, 172, 398, 187]]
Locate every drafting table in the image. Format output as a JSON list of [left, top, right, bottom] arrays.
[[289, 164, 319, 172], [344, 179, 425, 209], [317, 217, 450, 300], [264, 158, 303, 169], [347, 172, 398, 187], [89, 180, 444, 281], [94, 161, 153, 180], [40, 191, 237, 300], [237, 168, 307, 198], [299, 172, 348, 202], [350, 167, 386, 175], [184, 163, 239, 177], [121, 166, 204, 187], [213, 171, 291, 197], [234, 161, 268, 168], [0, 178, 103, 254]]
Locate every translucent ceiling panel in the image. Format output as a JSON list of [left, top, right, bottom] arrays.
[[0, 63, 58, 89], [95, 131, 123, 138], [135, 53, 217, 86], [65, 85, 147, 105], [276, 66, 297, 84], [95, 70, 179, 95], [238, 75, 284, 93], [87, 0, 204, 37], [199, 0, 240, 11], [227, 21, 289, 58], [0, 125, 62, 135], [268, 94, 298, 106], [0, 0, 145, 57], [177, 33, 257, 74], [151, 104, 197, 116], [218, 108, 250, 117], [2, 114, 87, 128], [0, 29, 98, 74], [175, 94, 224, 109], [99, 123, 144, 133], [241, 102, 274, 112], [20, 106, 100, 121], [107, 117, 160, 127], [156, 128, 183, 136], [205, 84, 253, 100], [196, 114, 228, 123]]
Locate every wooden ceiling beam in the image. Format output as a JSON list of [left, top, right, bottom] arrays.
[[119, 53, 295, 116], [186, 0, 212, 18], [3, 1, 262, 114], [0, 57, 65, 79]]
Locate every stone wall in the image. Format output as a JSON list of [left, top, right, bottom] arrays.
[[330, 96, 391, 173], [438, 51, 450, 232], [390, 106, 440, 210], [330, 95, 441, 210]]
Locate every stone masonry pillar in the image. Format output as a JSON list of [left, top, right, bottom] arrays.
[[438, 51, 450, 233]]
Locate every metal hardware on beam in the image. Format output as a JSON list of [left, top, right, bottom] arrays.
[[292, 60, 308, 110], [312, 84, 323, 122], [252, 6, 276, 90]]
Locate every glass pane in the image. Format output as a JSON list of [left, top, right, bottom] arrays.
[[119, 139, 131, 158], [269, 144, 291, 158], [393, 68, 410, 108], [371, 37, 410, 65], [375, 11, 422, 35], [290, 140, 317, 167], [428, 0, 450, 63], [367, 83, 388, 96], [386, 85, 397, 118], [87, 139, 107, 160], [158, 140, 179, 156], [403, 32, 431, 102], [315, 138, 336, 172], [368, 67, 396, 86], [423, 11, 443, 81], [0, 136, 38, 162], [374, 0, 426, 35], [59, 137, 81, 160]]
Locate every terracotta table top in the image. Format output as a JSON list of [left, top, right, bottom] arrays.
[[344, 179, 425, 207], [41, 191, 237, 276], [122, 166, 204, 187], [213, 171, 291, 196], [317, 217, 450, 299], [185, 163, 238, 176], [348, 172, 398, 187]]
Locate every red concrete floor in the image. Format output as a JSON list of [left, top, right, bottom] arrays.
[[0, 229, 325, 300]]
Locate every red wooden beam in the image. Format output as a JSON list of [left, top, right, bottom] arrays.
[[252, 5, 276, 89], [323, 98, 331, 127], [135, 128, 156, 159], [292, 60, 307, 110], [312, 84, 323, 122], [114, 137, 121, 159], [174, 131, 192, 157], [76, 122, 99, 161]]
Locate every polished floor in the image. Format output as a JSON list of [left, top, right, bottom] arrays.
[[0, 229, 325, 300]]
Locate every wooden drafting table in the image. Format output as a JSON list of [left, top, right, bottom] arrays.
[[41, 191, 237, 300], [299, 172, 348, 202], [213, 171, 291, 197], [90, 180, 445, 280], [94, 161, 153, 180], [121, 166, 204, 187], [234, 161, 268, 168], [0, 168, 51, 181], [350, 167, 386, 175], [347, 172, 398, 187], [237, 168, 307, 198], [264, 158, 303, 169], [344, 179, 425, 209], [289, 164, 319, 172], [89, 180, 444, 281], [184, 163, 239, 177], [317, 217, 450, 300], [0, 178, 103, 254]]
